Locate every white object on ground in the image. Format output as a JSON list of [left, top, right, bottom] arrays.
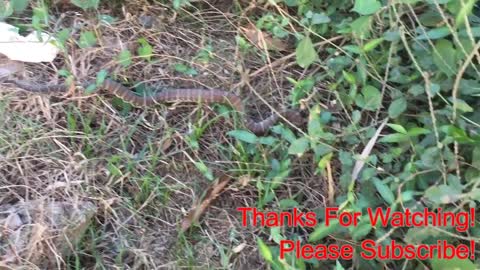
[[0, 22, 59, 63]]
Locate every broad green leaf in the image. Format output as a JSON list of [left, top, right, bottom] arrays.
[[309, 219, 340, 242], [227, 130, 258, 144], [431, 257, 476, 270], [194, 161, 214, 181], [432, 39, 456, 76], [12, 0, 28, 13], [472, 146, 480, 168], [258, 136, 277, 145], [308, 105, 323, 137], [407, 127, 431, 137], [317, 152, 333, 173], [373, 178, 395, 204], [388, 97, 407, 118], [71, 0, 99, 10], [451, 98, 474, 112], [296, 36, 317, 68], [96, 69, 108, 85], [311, 12, 331, 24], [353, 0, 382, 15], [441, 125, 475, 143], [288, 137, 310, 156], [415, 27, 451, 40], [174, 64, 197, 76], [79, 31, 97, 48], [379, 133, 409, 143], [137, 38, 153, 61], [0, 1, 13, 18], [362, 38, 384, 52], [387, 123, 408, 136], [284, 0, 298, 6], [355, 85, 382, 111], [279, 199, 299, 209], [425, 185, 462, 204], [336, 261, 346, 270], [351, 220, 372, 240], [342, 70, 356, 85], [455, 0, 476, 27], [117, 49, 132, 68], [173, 0, 190, 10], [256, 238, 273, 263], [351, 16, 373, 39]]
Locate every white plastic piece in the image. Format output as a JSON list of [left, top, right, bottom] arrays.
[[0, 22, 60, 63]]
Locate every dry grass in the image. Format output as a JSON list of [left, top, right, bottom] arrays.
[[0, 1, 337, 269]]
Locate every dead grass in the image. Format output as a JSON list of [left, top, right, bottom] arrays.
[[0, 1, 336, 269]]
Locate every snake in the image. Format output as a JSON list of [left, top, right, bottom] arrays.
[[2, 79, 304, 135]]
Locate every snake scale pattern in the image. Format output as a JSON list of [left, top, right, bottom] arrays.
[[4, 79, 303, 135]]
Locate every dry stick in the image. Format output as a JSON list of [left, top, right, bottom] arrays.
[[451, 40, 480, 179], [432, 1, 480, 76], [326, 161, 335, 206], [399, 27, 448, 184], [452, 40, 480, 122], [374, 42, 395, 123]]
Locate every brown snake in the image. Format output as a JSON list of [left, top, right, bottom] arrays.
[[3, 79, 304, 135]]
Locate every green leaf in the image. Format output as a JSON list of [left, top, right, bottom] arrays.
[[256, 238, 273, 263], [351, 220, 372, 240], [227, 130, 258, 144], [355, 85, 382, 111], [353, 0, 382, 15], [407, 127, 431, 137], [379, 133, 409, 143], [0, 1, 13, 18], [373, 178, 395, 204], [362, 38, 384, 52], [173, 0, 190, 10], [415, 27, 451, 40], [309, 220, 340, 242], [455, 0, 476, 27], [388, 97, 407, 118], [98, 14, 117, 24], [11, 0, 28, 13], [174, 64, 197, 76], [431, 257, 476, 270], [311, 12, 331, 24], [425, 185, 462, 204], [387, 124, 407, 134], [451, 98, 474, 113], [71, 0, 99, 10], [342, 70, 356, 85], [472, 146, 480, 168], [258, 136, 277, 146], [296, 36, 317, 68], [351, 16, 373, 39], [308, 105, 323, 138], [317, 152, 333, 173], [137, 38, 153, 61], [279, 199, 299, 209], [78, 31, 97, 48], [117, 50, 132, 68], [96, 69, 108, 85], [288, 137, 310, 156], [194, 161, 214, 181], [432, 39, 456, 76]]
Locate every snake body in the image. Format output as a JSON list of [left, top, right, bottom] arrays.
[[4, 79, 303, 135]]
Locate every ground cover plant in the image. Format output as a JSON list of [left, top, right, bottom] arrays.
[[0, 0, 479, 269]]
